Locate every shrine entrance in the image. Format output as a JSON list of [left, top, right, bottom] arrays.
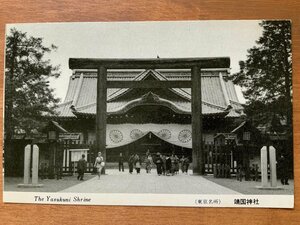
[[106, 131, 192, 162], [69, 57, 230, 175]]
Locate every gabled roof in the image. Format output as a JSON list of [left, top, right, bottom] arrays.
[[231, 121, 247, 133], [56, 69, 243, 118], [72, 92, 228, 116]]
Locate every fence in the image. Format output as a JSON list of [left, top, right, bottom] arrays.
[[61, 140, 96, 175], [60, 140, 242, 177], [203, 144, 237, 177]]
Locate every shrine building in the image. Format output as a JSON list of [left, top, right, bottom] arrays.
[[54, 66, 245, 165]]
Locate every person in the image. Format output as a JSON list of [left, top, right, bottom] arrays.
[[253, 164, 259, 181], [55, 161, 63, 180], [128, 154, 134, 174], [183, 156, 190, 174], [250, 164, 259, 181], [237, 164, 244, 182], [161, 154, 166, 175], [134, 154, 141, 174], [119, 152, 124, 172], [94, 152, 104, 179], [145, 155, 152, 173], [165, 155, 172, 175], [277, 154, 289, 185], [155, 152, 163, 175], [77, 154, 87, 181], [148, 155, 153, 172], [174, 155, 179, 174], [170, 154, 176, 175], [40, 163, 48, 180], [180, 156, 185, 173], [146, 149, 150, 157]]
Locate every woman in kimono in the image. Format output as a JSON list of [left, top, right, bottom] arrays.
[[145, 155, 152, 173], [94, 152, 104, 179]]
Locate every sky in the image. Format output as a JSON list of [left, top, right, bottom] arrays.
[[6, 21, 263, 104]]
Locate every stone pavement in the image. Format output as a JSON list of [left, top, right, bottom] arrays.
[[206, 177, 294, 195], [60, 169, 240, 194]]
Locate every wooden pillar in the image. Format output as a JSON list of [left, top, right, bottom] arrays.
[[96, 66, 107, 163], [191, 66, 203, 174]]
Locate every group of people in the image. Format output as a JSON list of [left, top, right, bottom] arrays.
[[154, 153, 190, 176], [77, 151, 290, 184], [77, 151, 190, 179], [236, 154, 289, 185], [77, 151, 104, 181], [236, 163, 259, 182], [118, 151, 190, 176], [127, 153, 142, 174]]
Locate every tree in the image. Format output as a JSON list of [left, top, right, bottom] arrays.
[[5, 28, 60, 146], [230, 21, 292, 136]]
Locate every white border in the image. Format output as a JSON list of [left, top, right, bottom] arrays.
[[3, 192, 294, 208]]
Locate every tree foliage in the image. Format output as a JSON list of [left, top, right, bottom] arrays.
[[5, 28, 61, 136], [230, 21, 292, 134]]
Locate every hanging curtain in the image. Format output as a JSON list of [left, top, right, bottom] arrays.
[[106, 123, 192, 149]]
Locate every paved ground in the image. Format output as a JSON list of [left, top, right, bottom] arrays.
[[60, 169, 240, 194], [205, 176, 294, 195], [5, 169, 293, 195], [4, 174, 95, 192]]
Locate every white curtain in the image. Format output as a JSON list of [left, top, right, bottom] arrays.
[[106, 123, 192, 149]]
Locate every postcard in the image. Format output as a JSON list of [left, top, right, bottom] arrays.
[[3, 20, 294, 208]]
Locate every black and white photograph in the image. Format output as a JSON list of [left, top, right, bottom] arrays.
[[3, 20, 293, 208]]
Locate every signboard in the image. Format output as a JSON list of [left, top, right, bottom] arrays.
[[48, 131, 57, 140], [243, 132, 251, 141], [226, 134, 237, 140], [59, 133, 81, 140]]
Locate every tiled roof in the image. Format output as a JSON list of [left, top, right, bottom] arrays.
[[56, 100, 74, 117], [73, 97, 226, 116], [56, 69, 243, 117]]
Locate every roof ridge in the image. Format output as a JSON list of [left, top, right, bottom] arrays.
[[229, 99, 243, 105], [74, 98, 227, 115], [76, 102, 97, 111], [202, 101, 227, 110], [57, 100, 73, 107], [107, 69, 186, 102], [107, 69, 148, 101]]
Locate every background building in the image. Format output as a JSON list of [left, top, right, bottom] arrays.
[[52, 67, 247, 173]]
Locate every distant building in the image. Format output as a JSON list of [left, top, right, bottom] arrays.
[[54, 68, 244, 164]]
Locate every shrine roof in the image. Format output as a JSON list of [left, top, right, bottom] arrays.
[[56, 69, 243, 118]]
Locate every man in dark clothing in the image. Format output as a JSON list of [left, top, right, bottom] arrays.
[[183, 156, 190, 174], [278, 155, 289, 185], [119, 152, 124, 172], [128, 154, 134, 174], [161, 155, 166, 175], [155, 153, 163, 175], [40, 163, 48, 180], [166, 155, 172, 175], [77, 154, 87, 181], [237, 164, 244, 182]]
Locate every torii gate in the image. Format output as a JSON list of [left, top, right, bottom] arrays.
[[69, 57, 230, 175]]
